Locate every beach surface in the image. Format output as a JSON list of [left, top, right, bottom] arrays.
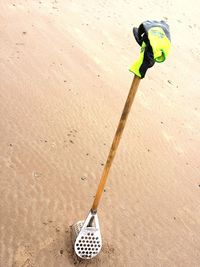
[[0, 0, 200, 266]]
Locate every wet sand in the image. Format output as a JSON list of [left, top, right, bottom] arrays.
[[0, 0, 200, 266]]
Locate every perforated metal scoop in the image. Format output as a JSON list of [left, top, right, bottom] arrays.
[[72, 211, 102, 259]]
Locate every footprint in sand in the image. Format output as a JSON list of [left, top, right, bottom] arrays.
[[14, 246, 34, 267]]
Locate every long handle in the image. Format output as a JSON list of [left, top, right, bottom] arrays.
[[91, 75, 141, 212]]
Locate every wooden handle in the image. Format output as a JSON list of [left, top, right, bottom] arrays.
[[91, 75, 141, 212]]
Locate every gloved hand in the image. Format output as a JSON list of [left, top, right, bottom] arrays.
[[129, 20, 171, 78]]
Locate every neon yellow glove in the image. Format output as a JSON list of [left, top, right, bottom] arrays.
[[129, 20, 171, 78]]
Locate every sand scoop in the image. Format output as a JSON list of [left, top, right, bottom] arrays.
[[72, 20, 171, 260], [72, 211, 102, 259]]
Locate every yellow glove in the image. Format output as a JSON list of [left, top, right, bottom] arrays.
[[129, 20, 171, 78]]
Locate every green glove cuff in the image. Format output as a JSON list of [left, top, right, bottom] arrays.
[[129, 42, 146, 78]]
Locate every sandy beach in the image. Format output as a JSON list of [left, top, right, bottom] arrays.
[[0, 0, 200, 266]]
